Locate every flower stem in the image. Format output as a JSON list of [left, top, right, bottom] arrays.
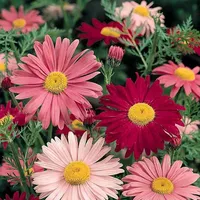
[[9, 141, 30, 196], [48, 123, 53, 142], [10, 41, 20, 63], [9, 91, 20, 110], [38, 133, 45, 146]]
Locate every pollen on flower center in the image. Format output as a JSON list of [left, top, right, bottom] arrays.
[[71, 119, 84, 130], [100, 27, 121, 38], [128, 103, 155, 126], [44, 72, 68, 94], [12, 18, 26, 29], [24, 167, 34, 176], [0, 63, 6, 72], [0, 115, 14, 125], [152, 177, 174, 194], [174, 67, 195, 81], [133, 5, 150, 17], [64, 161, 90, 185]]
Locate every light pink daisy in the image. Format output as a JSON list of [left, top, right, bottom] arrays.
[[0, 6, 44, 33], [33, 132, 124, 200], [123, 154, 200, 199], [115, 1, 164, 36], [176, 117, 200, 136], [0, 53, 18, 84], [153, 61, 200, 99], [10, 35, 102, 129]]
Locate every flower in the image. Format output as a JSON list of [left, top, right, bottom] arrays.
[[0, 192, 39, 200], [115, 1, 164, 36], [0, 6, 44, 33], [122, 154, 200, 199], [0, 53, 18, 85], [108, 46, 125, 63], [78, 18, 125, 46], [0, 101, 26, 149], [194, 46, 200, 56], [56, 114, 86, 138], [176, 117, 200, 136], [96, 75, 184, 159], [10, 35, 102, 129], [0, 148, 43, 185], [1, 76, 13, 90], [33, 132, 124, 199], [43, 3, 76, 20], [153, 61, 200, 99]]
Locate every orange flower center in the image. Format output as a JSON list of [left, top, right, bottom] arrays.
[[128, 103, 155, 126], [0, 115, 14, 126], [12, 18, 26, 29], [152, 177, 174, 194], [133, 5, 150, 17], [64, 161, 90, 185], [44, 72, 68, 94], [71, 119, 84, 130], [174, 67, 195, 81], [100, 27, 121, 38], [0, 63, 6, 72]]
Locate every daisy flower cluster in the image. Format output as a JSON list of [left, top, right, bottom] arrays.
[[0, 0, 199, 200]]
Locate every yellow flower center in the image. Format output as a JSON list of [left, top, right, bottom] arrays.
[[0, 115, 14, 125], [128, 103, 155, 126], [174, 67, 195, 81], [12, 18, 26, 29], [152, 177, 174, 194], [64, 161, 90, 185], [71, 119, 84, 130], [133, 5, 150, 17], [44, 72, 68, 94], [24, 167, 34, 176], [0, 63, 6, 72], [100, 27, 121, 38]]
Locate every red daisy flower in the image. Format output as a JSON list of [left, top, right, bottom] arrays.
[[0, 101, 26, 149], [0, 192, 39, 200], [96, 75, 184, 159], [78, 18, 126, 46], [56, 114, 86, 138]]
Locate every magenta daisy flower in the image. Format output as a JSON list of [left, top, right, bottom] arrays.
[[10, 35, 102, 129], [153, 61, 200, 99], [0, 6, 44, 33], [123, 154, 200, 199], [33, 132, 124, 199], [96, 75, 184, 159], [0, 192, 39, 200]]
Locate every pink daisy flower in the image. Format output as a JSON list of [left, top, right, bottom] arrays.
[[115, 1, 164, 36], [0, 6, 44, 33], [10, 35, 102, 129], [33, 132, 124, 200], [176, 117, 200, 136], [0, 148, 43, 185], [153, 61, 200, 99], [0, 53, 18, 84], [123, 154, 200, 199]]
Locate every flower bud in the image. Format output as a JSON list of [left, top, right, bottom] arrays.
[[1, 77, 13, 90], [170, 136, 182, 148], [108, 46, 125, 67]]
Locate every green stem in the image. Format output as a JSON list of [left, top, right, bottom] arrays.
[[9, 92, 20, 110], [38, 133, 45, 146], [48, 123, 53, 142], [146, 31, 158, 74], [9, 142, 30, 196], [3, 91, 9, 102], [134, 42, 148, 71], [10, 41, 20, 63]]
